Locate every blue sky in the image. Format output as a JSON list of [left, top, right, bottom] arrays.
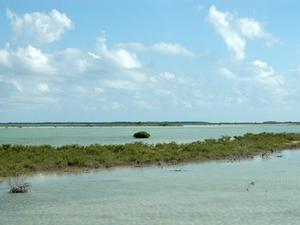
[[0, 0, 300, 122]]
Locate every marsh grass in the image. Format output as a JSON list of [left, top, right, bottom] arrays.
[[1, 132, 300, 177]]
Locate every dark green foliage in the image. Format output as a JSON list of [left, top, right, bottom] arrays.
[[133, 131, 151, 139], [1, 132, 300, 177]]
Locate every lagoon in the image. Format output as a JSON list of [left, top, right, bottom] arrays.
[[1, 124, 300, 146], [1, 150, 300, 225]]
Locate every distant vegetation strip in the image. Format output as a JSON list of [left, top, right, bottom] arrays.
[[1, 121, 300, 127], [1, 133, 300, 177]]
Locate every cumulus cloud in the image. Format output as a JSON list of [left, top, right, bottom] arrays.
[[219, 60, 287, 103], [15, 46, 52, 73], [238, 18, 266, 38], [2, 7, 290, 121], [238, 18, 279, 47], [208, 5, 278, 60], [6, 9, 73, 46], [0, 45, 54, 74], [208, 5, 245, 60], [252, 60, 285, 92], [95, 37, 142, 69], [0, 32, 187, 112]]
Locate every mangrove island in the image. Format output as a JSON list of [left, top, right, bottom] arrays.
[[1, 132, 300, 177]]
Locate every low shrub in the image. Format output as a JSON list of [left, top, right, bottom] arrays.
[[133, 131, 151, 139]]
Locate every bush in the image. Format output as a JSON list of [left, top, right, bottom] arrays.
[[133, 131, 151, 139]]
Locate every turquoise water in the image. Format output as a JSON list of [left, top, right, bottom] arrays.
[[1, 150, 300, 225], [1, 124, 300, 146]]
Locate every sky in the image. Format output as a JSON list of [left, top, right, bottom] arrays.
[[0, 0, 300, 122]]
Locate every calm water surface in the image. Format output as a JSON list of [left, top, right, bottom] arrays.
[[1, 150, 300, 225], [1, 124, 300, 146]]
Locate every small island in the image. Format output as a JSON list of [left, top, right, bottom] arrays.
[[1, 132, 300, 177]]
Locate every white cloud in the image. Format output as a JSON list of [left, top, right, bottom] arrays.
[[6, 9, 73, 46], [252, 60, 285, 91], [38, 83, 49, 93], [162, 72, 176, 80], [103, 80, 138, 91], [1, 8, 298, 121], [253, 60, 269, 69], [238, 18, 265, 39], [238, 18, 279, 46], [0, 45, 53, 74], [51, 48, 90, 75], [115, 42, 194, 57], [15, 45, 52, 73], [253, 60, 276, 82], [8, 79, 23, 93], [208, 5, 245, 60], [113, 49, 141, 69], [88, 52, 100, 59], [0, 11, 210, 117], [219, 60, 287, 102], [0, 49, 11, 67], [151, 42, 194, 57], [116, 43, 146, 52], [208, 5, 278, 60], [127, 71, 148, 82], [95, 37, 142, 69], [219, 67, 237, 80]]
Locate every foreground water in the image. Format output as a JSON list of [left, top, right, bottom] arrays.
[[1, 150, 300, 225], [1, 124, 300, 146]]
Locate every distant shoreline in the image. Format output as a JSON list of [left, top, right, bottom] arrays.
[[1, 121, 300, 128]]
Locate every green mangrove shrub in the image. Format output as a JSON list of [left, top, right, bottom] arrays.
[[1, 133, 300, 177], [133, 131, 151, 139]]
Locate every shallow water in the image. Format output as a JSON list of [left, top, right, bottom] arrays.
[[1, 150, 300, 225], [1, 124, 300, 146]]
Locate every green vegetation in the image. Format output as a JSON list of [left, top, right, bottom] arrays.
[[1, 132, 300, 177], [133, 131, 151, 139]]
